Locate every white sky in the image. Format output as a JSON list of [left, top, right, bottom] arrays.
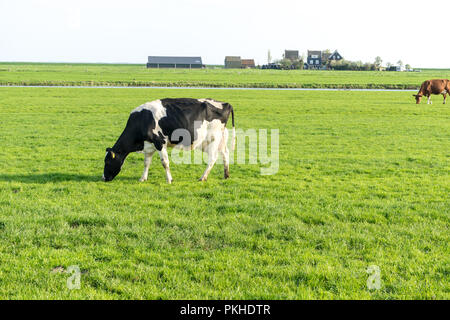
[[1, 0, 449, 68]]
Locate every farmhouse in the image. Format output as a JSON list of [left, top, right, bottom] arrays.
[[225, 56, 242, 68], [147, 56, 203, 69], [329, 50, 343, 61], [284, 50, 299, 61], [225, 56, 256, 69], [241, 59, 256, 69], [306, 50, 322, 69], [305, 49, 343, 69]]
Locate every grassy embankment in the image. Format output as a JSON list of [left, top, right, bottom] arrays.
[[1, 62, 450, 89]]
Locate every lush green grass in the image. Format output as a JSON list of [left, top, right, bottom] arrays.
[[0, 87, 448, 299], [1, 62, 450, 89]]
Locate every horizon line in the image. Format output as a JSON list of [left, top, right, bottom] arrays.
[[0, 61, 449, 69]]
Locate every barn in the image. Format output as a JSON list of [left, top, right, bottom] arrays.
[[146, 56, 203, 69], [224, 56, 242, 69], [284, 50, 299, 61], [241, 59, 256, 69]]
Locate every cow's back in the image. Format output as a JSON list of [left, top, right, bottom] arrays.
[[157, 98, 232, 146], [429, 79, 448, 94]]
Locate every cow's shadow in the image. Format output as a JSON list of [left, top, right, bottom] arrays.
[[0, 173, 103, 184]]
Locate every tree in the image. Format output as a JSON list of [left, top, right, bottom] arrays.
[[405, 64, 411, 70], [322, 49, 332, 66], [279, 58, 293, 70], [386, 62, 392, 69], [267, 50, 272, 64], [397, 60, 403, 68], [292, 59, 304, 70], [374, 56, 383, 70]]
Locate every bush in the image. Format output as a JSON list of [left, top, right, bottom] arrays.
[[275, 58, 304, 70], [329, 59, 377, 71]]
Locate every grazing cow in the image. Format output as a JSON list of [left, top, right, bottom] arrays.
[[103, 98, 235, 183], [413, 79, 450, 104]]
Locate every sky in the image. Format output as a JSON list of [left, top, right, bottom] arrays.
[[1, 0, 449, 68]]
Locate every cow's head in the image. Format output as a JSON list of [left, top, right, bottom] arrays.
[[103, 148, 124, 182], [413, 94, 422, 104]]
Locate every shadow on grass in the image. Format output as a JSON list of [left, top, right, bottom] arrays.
[[0, 173, 104, 184]]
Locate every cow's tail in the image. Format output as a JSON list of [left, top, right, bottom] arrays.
[[230, 105, 235, 152]]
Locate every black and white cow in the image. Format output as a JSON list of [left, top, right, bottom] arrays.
[[103, 98, 235, 183]]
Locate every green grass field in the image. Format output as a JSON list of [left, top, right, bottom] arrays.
[[0, 86, 448, 299], [1, 62, 450, 89]]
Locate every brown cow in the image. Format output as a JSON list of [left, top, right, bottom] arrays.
[[413, 79, 450, 104]]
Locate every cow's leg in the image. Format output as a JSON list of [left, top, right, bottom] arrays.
[[427, 95, 432, 104], [158, 147, 173, 184], [199, 138, 221, 182], [219, 128, 230, 179], [139, 150, 155, 182], [443, 92, 447, 104]]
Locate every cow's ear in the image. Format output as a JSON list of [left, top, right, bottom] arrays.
[[106, 148, 116, 158]]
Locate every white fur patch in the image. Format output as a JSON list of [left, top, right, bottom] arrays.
[[168, 119, 224, 151], [197, 119, 224, 152], [143, 141, 157, 153], [131, 100, 167, 135], [198, 98, 223, 109], [191, 120, 209, 150]]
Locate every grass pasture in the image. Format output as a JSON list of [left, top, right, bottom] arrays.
[[1, 62, 450, 89], [0, 87, 449, 299]]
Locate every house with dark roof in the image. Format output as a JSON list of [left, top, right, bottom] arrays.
[[284, 50, 299, 61], [329, 50, 343, 61], [305, 50, 343, 69], [224, 56, 242, 68], [307, 50, 322, 69], [147, 56, 203, 68]]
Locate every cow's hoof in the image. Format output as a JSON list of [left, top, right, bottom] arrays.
[[198, 177, 207, 182], [224, 174, 230, 179], [139, 177, 147, 182]]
